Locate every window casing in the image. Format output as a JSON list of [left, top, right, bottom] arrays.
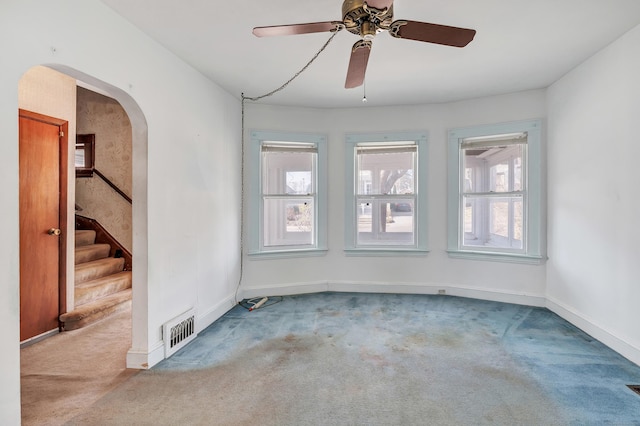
[[345, 133, 428, 254], [447, 120, 544, 263], [249, 132, 327, 257], [262, 143, 316, 248]]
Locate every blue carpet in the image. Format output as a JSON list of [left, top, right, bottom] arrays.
[[72, 292, 633, 425]]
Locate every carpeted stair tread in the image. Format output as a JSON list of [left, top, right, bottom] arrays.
[[75, 257, 125, 285], [75, 271, 132, 306], [75, 229, 96, 247], [60, 289, 132, 330], [67, 226, 133, 332], [75, 243, 111, 265]]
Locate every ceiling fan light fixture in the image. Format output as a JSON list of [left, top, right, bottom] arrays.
[[361, 20, 376, 40]]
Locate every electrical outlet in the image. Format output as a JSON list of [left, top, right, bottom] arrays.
[[438, 289, 446, 295]]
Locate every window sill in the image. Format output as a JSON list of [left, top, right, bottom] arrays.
[[248, 248, 328, 260], [447, 250, 546, 265], [344, 248, 429, 257]]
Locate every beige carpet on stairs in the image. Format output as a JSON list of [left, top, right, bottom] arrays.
[[20, 306, 136, 426]]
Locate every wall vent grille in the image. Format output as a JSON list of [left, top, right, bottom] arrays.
[[163, 309, 197, 358]]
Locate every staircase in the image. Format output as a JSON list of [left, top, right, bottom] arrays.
[[59, 229, 132, 331]]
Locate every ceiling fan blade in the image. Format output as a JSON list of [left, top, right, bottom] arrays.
[[365, 0, 394, 10], [390, 20, 476, 47], [345, 40, 372, 89], [253, 21, 343, 37]]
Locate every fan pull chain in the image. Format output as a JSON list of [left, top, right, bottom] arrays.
[[361, 38, 368, 103], [243, 29, 342, 102]]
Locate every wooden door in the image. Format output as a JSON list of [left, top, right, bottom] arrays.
[[19, 109, 68, 342]]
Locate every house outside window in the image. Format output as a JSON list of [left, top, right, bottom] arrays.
[[447, 120, 545, 263], [248, 131, 327, 257], [345, 132, 428, 255]]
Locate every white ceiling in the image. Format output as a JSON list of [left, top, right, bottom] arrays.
[[99, 0, 640, 108]]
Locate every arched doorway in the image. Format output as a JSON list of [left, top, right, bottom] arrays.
[[18, 65, 149, 422], [47, 64, 150, 367]]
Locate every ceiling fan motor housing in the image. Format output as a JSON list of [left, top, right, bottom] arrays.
[[342, 0, 394, 38]]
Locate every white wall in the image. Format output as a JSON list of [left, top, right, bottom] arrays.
[[76, 87, 134, 253], [546, 24, 640, 365], [2, 1, 637, 422], [242, 90, 548, 304], [0, 1, 241, 423]]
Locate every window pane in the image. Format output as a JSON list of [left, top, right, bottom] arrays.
[[463, 196, 523, 250], [356, 199, 414, 246], [263, 198, 314, 247], [262, 150, 315, 195], [286, 171, 312, 194], [75, 147, 86, 167], [463, 144, 524, 193], [357, 150, 414, 195]]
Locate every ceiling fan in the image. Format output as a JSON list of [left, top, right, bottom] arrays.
[[253, 0, 476, 89]]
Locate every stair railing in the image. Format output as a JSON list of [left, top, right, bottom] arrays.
[[93, 169, 132, 204]]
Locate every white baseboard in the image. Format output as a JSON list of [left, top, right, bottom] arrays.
[[240, 281, 329, 300], [126, 294, 238, 370], [546, 297, 640, 367], [126, 294, 239, 369], [329, 281, 547, 307], [126, 341, 164, 369], [240, 280, 546, 308], [196, 295, 237, 334]]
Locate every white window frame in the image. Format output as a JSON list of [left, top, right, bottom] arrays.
[[248, 131, 327, 258], [345, 132, 428, 255], [447, 120, 545, 263]]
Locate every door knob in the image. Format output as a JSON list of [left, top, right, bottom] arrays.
[[47, 228, 61, 236]]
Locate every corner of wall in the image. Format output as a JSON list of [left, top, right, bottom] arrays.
[[546, 297, 640, 367]]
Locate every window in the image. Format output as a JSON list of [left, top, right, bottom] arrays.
[[249, 131, 327, 257], [75, 134, 95, 177], [447, 120, 544, 263], [345, 132, 428, 254], [461, 134, 526, 250]]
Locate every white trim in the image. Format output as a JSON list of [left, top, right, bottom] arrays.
[[330, 281, 546, 307], [447, 250, 546, 264], [240, 281, 329, 300], [126, 294, 237, 369], [248, 248, 328, 259], [240, 280, 546, 307], [126, 341, 164, 370], [546, 297, 640, 367], [196, 295, 237, 334], [344, 248, 429, 257]]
